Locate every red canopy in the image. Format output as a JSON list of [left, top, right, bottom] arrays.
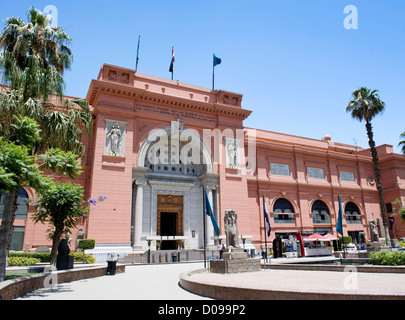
[[304, 233, 329, 241]]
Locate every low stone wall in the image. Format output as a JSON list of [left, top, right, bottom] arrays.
[[210, 259, 261, 274], [264, 263, 405, 274], [0, 264, 125, 300]]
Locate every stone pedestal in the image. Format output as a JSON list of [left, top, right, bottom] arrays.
[[210, 247, 261, 274], [56, 255, 74, 271]]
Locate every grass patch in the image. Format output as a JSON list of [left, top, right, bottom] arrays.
[[5, 272, 41, 281]]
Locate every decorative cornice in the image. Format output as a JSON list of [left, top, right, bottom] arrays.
[[86, 64, 252, 121]]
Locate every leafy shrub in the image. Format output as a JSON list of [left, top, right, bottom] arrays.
[[78, 239, 95, 250], [369, 250, 405, 266], [8, 257, 40, 266], [8, 252, 50, 262], [69, 252, 95, 264], [339, 236, 352, 246]]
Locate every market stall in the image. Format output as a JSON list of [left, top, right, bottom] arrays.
[[303, 233, 333, 256]]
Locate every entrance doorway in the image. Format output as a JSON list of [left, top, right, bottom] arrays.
[[157, 195, 183, 250], [160, 212, 178, 236]]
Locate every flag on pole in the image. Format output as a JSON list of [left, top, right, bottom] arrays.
[[135, 35, 141, 72], [204, 188, 220, 237], [213, 54, 222, 67], [212, 54, 222, 90], [263, 195, 271, 237], [169, 46, 175, 75], [336, 195, 343, 236]]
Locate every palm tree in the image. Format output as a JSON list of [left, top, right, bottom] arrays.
[[0, 6, 72, 101], [0, 7, 92, 155], [346, 87, 391, 245], [0, 7, 92, 279], [399, 131, 405, 155]]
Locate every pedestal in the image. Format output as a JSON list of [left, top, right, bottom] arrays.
[[56, 255, 74, 270], [210, 247, 261, 274]]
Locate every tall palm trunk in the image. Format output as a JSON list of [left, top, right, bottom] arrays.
[[365, 121, 391, 245], [0, 190, 17, 281]]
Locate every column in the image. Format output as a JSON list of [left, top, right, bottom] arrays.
[[133, 180, 147, 250]]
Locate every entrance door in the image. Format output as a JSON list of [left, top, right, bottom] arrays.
[[160, 212, 177, 236], [157, 195, 183, 250]]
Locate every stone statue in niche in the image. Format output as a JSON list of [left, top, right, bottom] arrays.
[[105, 120, 126, 157], [224, 209, 239, 248], [369, 220, 379, 242], [226, 139, 239, 169]]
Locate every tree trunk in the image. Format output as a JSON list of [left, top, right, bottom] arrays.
[[365, 122, 392, 245], [7, 194, 18, 251], [0, 191, 17, 281], [50, 229, 63, 267]]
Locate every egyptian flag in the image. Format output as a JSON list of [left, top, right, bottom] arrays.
[[169, 46, 175, 73]]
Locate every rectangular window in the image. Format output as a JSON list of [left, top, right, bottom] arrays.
[[270, 163, 290, 176], [340, 171, 355, 182], [308, 167, 324, 179], [274, 214, 295, 224]]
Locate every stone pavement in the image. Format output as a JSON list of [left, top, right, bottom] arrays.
[[15, 256, 405, 300], [17, 262, 211, 300]]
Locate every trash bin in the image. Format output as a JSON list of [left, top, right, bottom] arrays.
[[107, 259, 117, 275], [171, 252, 177, 262]]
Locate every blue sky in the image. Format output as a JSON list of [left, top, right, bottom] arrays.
[[1, 1, 405, 152]]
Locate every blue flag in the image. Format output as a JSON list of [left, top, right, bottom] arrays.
[[263, 195, 271, 237], [213, 54, 222, 67], [336, 195, 343, 235], [204, 188, 220, 237]]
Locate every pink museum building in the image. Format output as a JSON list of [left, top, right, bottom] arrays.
[[3, 64, 405, 255]]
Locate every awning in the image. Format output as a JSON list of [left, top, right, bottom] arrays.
[[323, 233, 338, 240], [304, 233, 329, 241]]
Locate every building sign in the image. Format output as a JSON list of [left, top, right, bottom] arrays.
[[340, 171, 355, 182], [270, 163, 290, 176], [308, 167, 324, 179]]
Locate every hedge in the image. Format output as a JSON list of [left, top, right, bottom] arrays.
[[8, 252, 95, 265], [8, 257, 40, 266], [8, 252, 50, 263], [69, 252, 95, 264], [369, 250, 405, 266]]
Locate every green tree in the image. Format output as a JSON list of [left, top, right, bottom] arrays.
[[0, 7, 93, 280], [346, 87, 391, 245], [0, 6, 72, 101], [0, 136, 43, 281], [31, 180, 89, 267], [399, 131, 405, 155], [0, 7, 92, 156]]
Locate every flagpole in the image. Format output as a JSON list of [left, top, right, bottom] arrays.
[[135, 35, 140, 72], [212, 62, 215, 90], [203, 187, 207, 268], [263, 195, 268, 263]]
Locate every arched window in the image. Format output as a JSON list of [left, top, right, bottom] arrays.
[[312, 200, 330, 224], [273, 198, 295, 224], [0, 188, 29, 220], [0, 188, 28, 251], [345, 202, 361, 224]]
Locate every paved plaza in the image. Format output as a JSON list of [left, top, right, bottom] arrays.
[[17, 262, 210, 300], [14, 257, 405, 300]]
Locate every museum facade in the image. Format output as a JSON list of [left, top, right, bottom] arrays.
[[3, 64, 405, 253]]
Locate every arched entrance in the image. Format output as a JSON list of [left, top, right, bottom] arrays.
[[132, 120, 218, 250]]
